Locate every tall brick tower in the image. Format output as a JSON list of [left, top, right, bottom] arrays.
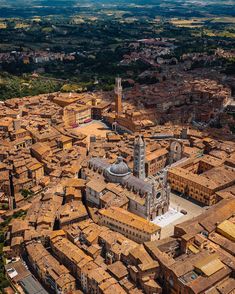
[[114, 77, 122, 117]]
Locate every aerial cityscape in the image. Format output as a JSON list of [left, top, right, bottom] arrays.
[[0, 1, 234, 294]]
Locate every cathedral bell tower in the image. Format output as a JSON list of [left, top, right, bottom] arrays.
[[114, 77, 122, 117], [133, 135, 146, 180]]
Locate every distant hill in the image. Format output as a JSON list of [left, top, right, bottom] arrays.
[[0, 0, 234, 18]]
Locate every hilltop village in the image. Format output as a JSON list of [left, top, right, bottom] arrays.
[[0, 77, 234, 294]]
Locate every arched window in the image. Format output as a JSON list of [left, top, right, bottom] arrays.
[[156, 192, 161, 199], [169, 275, 174, 287]]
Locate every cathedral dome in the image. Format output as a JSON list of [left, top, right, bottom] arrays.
[[109, 156, 130, 176]]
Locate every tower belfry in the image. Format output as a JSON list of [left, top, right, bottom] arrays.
[[114, 77, 122, 116], [133, 135, 146, 180]]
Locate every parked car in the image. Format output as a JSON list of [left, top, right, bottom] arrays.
[[180, 209, 187, 215]]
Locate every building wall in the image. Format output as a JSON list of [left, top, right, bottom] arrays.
[[15, 141, 26, 150], [86, 186, 102, 207], [146, 154, 168, 177], [63, 140, 73, 150], [99, 214, 159, 243], [168, 170, 216, 205], [63, 107, 91, 126], [27, 244, 76, 294], [63, 109, 76, 126], [129, 199, 148, 219], [92, 105, 110, 120], [51, 242, 77, 278], [117, 116, 142, 132], [75, 108, 91, 124], [33, 166, 44, 183]]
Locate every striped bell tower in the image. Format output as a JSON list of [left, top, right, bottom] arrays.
[[133, 135, 146, 180]]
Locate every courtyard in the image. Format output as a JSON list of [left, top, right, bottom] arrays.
[[75, 120, 111, 145], [152, 192, 206, 239]]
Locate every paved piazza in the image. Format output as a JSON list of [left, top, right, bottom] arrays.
[[153, 192, 206, 238], [75, 120, 111, 143], [152, 207, 183, 227]]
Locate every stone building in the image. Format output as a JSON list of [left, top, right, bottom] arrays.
[[63, 104, 91, 127], [145, 148, 168, 177], [84, 154, 170, 221], [26, 241, 76, 294], [168, 155, 235, 205], [144, 198, 235, 294], [98, 206, 161, 243], [168, 140, 184, 165]]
